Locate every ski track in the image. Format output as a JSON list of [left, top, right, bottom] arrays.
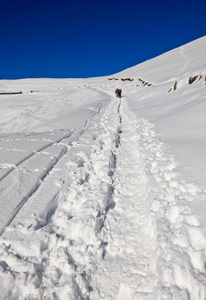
[[0, 113, 93, 236], [0, 95, 206, 299], [178, 46, 192, 77], [0, 130, 73, 182], [0, 129, 73, 235]]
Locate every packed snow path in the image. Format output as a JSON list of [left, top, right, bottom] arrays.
[[0, 94, 206, 299]]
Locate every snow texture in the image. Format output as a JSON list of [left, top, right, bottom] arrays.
[[0, 36, 206, 299]]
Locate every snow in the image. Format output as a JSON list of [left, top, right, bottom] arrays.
[[0, 36, 206, 299]]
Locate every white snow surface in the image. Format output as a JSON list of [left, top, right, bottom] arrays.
[[0, 36, 206, 299]]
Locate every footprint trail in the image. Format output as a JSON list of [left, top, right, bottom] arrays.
[[0, 95, 206, 299]]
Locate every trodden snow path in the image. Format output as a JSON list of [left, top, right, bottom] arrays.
[[0, 95, 206, 299]]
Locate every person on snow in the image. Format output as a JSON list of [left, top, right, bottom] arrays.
[[115, 88, 122, 98]]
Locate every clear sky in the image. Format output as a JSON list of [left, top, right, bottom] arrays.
[[0, 0, 205, 79]]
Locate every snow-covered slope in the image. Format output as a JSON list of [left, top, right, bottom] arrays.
[[0, 36, 206, 299], [114, 35, 206, 83], [114, 35, 206, 228]]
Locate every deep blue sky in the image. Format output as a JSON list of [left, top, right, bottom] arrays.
[[0, 0, 205, 79]]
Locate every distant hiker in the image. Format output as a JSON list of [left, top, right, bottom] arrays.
[[115, 88, 122, 99]]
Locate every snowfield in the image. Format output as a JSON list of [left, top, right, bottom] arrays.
[[0, 36, 206, 299]]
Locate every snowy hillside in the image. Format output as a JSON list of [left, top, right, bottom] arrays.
[[0, 36, 206, 299]]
